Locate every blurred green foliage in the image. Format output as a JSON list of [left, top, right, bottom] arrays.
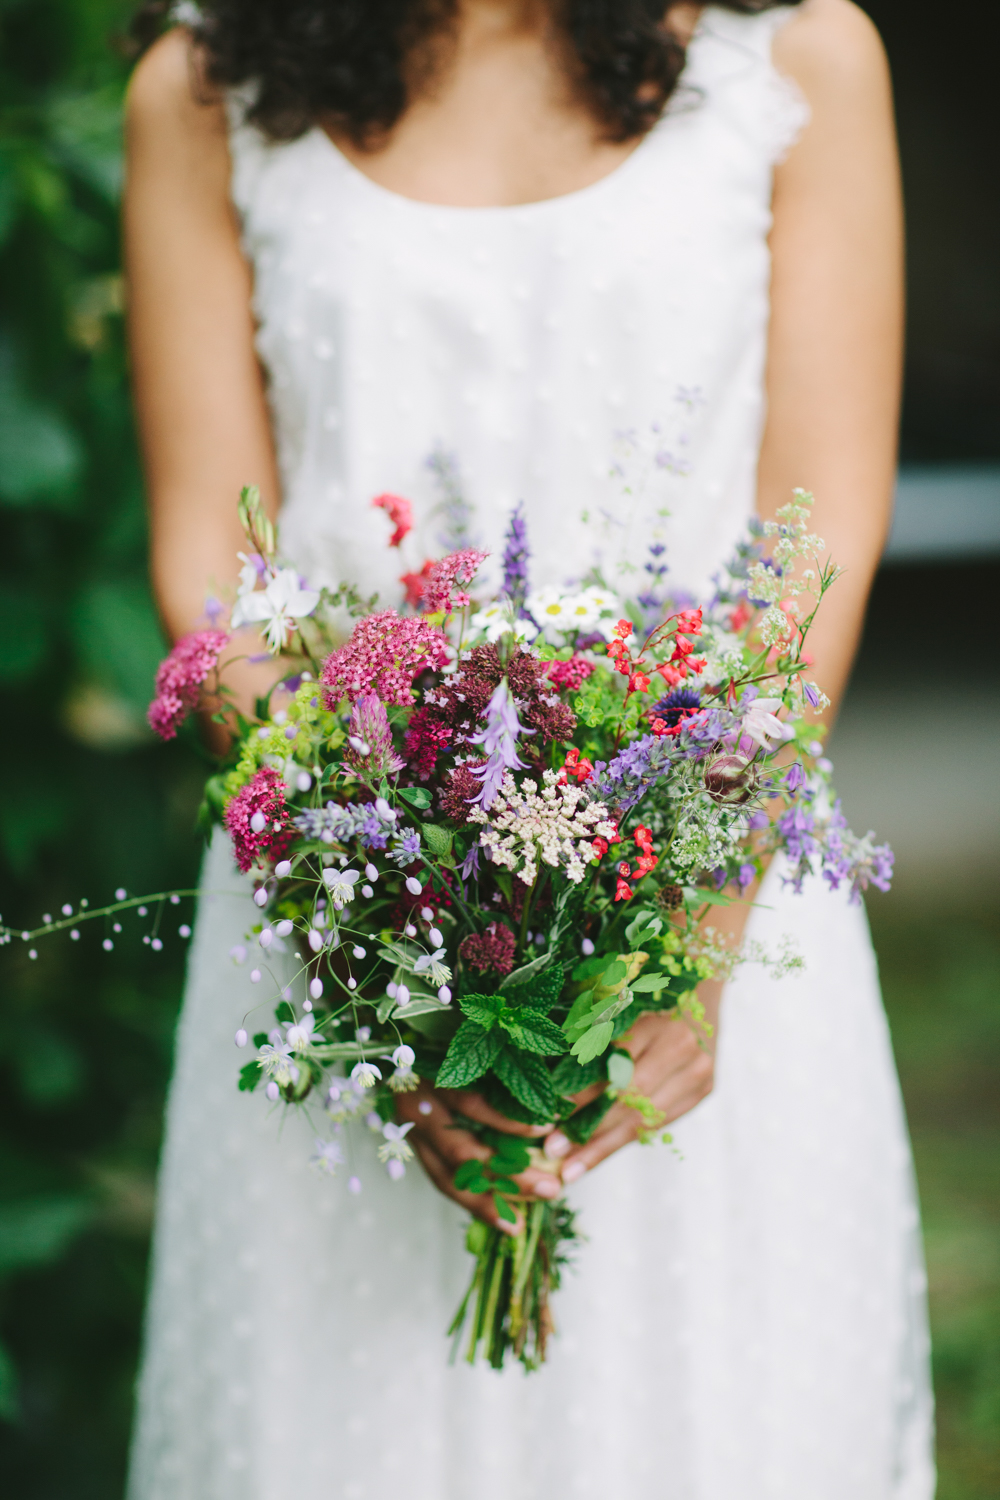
[[0, 2, 997, 1497], [0, 1, 203, 1493]]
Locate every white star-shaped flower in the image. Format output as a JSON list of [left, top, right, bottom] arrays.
[[230, 567, 320, 652]]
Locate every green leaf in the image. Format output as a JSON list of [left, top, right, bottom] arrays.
[[238, 1061, 262, 1093], [489, 1176, 521, 1195], [571, 954, 611, 983], [607, 1050, 635, 1090], [252, 1032, 268, 1048], [500, 1008, 569, 1056], [502, 961, 565, 1011], [458, 993, 502, 1029], [275, 1000, 294, 1024], [597, 959, 627, 990], [435, 1022, 503, 1090], [630, 972, 671, 993], [422, 823, 453, 858], [570, 1021, 615, 1064], [499, 952, 553, 992], [397, 786, 433, 810], [492, 1047, 557, 1120], [493, 1194, 518, 1224], [488, 1140, 531, 1175], [625, 910, 662, 947], [561, 1092, 615, 1143], [550, 1053, 606, 1098], [454, 1160, 492, 1194]]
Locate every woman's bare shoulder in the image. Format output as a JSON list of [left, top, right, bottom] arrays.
[[773, 0, 891, 102], [125, 28, 228, 160]]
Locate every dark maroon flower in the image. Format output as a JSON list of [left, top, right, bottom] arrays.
[[459, 922, 517, 976]]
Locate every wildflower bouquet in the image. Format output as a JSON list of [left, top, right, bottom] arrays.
[[5, 482, 893, 1371]]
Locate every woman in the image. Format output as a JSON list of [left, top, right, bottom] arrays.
[[124, 2, 934, 1496]]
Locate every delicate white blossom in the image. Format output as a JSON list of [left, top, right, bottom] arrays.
[[230, 566, 320, 652], [322, 867, 361, 909], [284, 1013, 320, 1051], [378, 1121, 415, 1167], [469, 769, 617, 886], [351, 1060, 382, 1089]]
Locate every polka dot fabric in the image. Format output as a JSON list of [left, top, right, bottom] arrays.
[[128, 10, 934, 1497]]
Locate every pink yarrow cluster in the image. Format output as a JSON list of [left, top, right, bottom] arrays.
[[545, 655, 596, 693], [421, 549, 488, 614], [148, 630, 229, 740], [225, 766, 294, 873], [322, 610, 450, 707]]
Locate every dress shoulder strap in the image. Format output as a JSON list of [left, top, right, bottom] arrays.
[[686, 5, 811, 165]]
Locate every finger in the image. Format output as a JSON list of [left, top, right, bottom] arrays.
[[410, 1135, 521, 1233], [438, 1088, 553, 1137], [560, 1112, 640, 1182]]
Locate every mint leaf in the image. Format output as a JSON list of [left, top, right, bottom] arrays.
[[458, 993, 503, 1030], [488, 1140, 531, 1175], [493, 1194, 518, 1224], [503, 961, 565, 1011], [501, 1008, 569, 1056], [550, 1053, 606, 1098], [453, 1160, 492, 1194], [436, 1022, 503, 1090], [492, 1047, 557, 1120], [499, 952, 553, 992], [398, 786, 433, 810]]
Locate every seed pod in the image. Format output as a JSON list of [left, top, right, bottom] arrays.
[[656, 884, 685, 911], [704, 754, 755, 805]]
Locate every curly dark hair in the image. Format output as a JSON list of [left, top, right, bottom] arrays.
[[131, 1, 802, 146]]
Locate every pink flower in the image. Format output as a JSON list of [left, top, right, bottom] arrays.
[[545, 655, 595, 693], [420, 549, 488, 614], [225, 767, 294, 873], [321, 610, 449, 707], [346, 693, 406, 777], [403, 707, 453, 779], [372, 492, 414, 549], [147, 630, 229, 740]]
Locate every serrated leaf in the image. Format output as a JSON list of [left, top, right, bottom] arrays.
[[607, 1050, 635, 1090], [570, 1021, 615, 1064], [422, 823, 453, 858], [550, 1053, 606, 1098], [561, 1091, 615, 1142], [503, 961, 565, 1011], [499, 952, 553, 992], [458, 992, 502, 1028], [398, 785, 432, 810], [492, 1047, 557, 1121], [500, 1008, 569, 1056], [435, 1022, 502, 1090]]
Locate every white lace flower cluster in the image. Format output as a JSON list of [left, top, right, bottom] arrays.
[[469, 769, 617, 886], [745, 488, 828, 646]]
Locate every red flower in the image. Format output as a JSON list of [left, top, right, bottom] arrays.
[[559, 746, 594, 785], [592, 836, 609, 859], [614, 619, 635, 640], [650, 716, 669, 737], [224, 767, 294, 874], [674, 607, 703, 636], [372, 492, 413, 549], [400, 560, 435, 609], [634, 826, 653, 853], [629, 671, 651, 694], [618, 861, 632, 878], [615, 878, 634, 902], [727, 601, 752, 633]]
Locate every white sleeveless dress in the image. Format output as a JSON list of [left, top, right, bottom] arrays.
[[128, 10, 935, 1498]]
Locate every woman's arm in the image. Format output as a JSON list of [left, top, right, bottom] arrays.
[[125, 28, 281, 648], [551, 0, 903, 1182]]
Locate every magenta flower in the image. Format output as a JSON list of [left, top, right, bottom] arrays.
[[420, 548, 489, 615], [346, 694, 406, 777], [225, 766, 294, 873], [321, 610, 449, 707], [147, 630, 229, 740]]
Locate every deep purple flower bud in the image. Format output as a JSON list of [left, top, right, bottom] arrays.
[[704, 754, 755, 805]]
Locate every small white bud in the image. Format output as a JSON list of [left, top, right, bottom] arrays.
[[405, 877, 422, 896], [250, 968, 262, 983], [296, 772, 312, 792], [386, 981, 398, 998], [348, 736, 365, 753], [581, 937, 595, 956], [259, 929, 273, 948], [307, 929, 323, 952], [114, 888, 126, 901], [365, 864, 378, 881], [275, 919, 293, 937], [62, 904, 73, 916], [179, 924, 191, 938], [347, 977, 357, 990], [352, 945, 366, 959], [275, 860, 292, 878], [70, 929, 80, 941], [151, 938, 163, 951], [428, 928, 443, 948], [375, 797, 396, 822], [103, 939, 113, 952], [420, 906, 434, 921], [395, 984, 410, 1007], [235, 1029, 248, 1048], [253, 887, 268, 908], [265, 1081, 280, 1101], [361, 884, 374, 898], [404, 924, 417, 938], [250, 811, 267, 834], [309, 977, 324, 1000], [438, 985, 452, 1003]]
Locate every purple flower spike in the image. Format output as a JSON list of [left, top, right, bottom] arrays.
[[468, 679, 534, 809], [346, 694, 405, 778], [501, 503, 530, 614]]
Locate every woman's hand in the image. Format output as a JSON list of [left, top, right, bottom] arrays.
[[544, 1005, 716, 1183], [394, 1081, 563, 1232]]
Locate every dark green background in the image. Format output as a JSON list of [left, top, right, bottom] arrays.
[[0, 1, 997, 1495]]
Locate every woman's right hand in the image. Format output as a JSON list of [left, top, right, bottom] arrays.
[[394, 1081, 563, 1232]]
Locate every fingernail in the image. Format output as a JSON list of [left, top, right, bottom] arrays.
[[530, 1123, 555, 1134], [496, 1217, 519, 1236], [544, 1131, 571, 1159], [562, 1160, 587, 1184], [533, 1176, 560, 1199]]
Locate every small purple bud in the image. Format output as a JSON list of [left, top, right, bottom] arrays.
[[114, 888, 126, 901], [310, 978, 324, 1000], [235, 1029, 248, 1047], [438, 985, 452, 1003], [253, 887, 268, 908], [266, 1081, 280, 1102], [179, 924, 191, 938], [70, 929, 80, 941], [275, 861, 292, 879], [103, 939, 114, 952], [151, 938, 163, 951], [784, 762, 806, 794]]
